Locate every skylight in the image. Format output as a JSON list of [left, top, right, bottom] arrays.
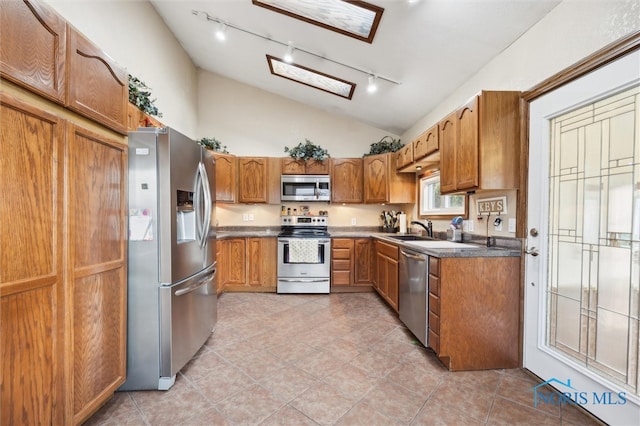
[[267, 55, 356, 99], [252, 0, 383, 43]]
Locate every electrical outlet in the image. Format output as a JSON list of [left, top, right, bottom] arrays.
[[242, 214, 249, 221], [508, 218, 516, 233], [351, 217, 357, 225], [464, 220, 474, 232], [248, 214, 254, 221]]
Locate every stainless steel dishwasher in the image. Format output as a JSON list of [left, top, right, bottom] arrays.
[[399, 247, 429, 346]]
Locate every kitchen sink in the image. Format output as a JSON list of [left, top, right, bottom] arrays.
[[405, 240, 481, 249], [386, 234, 435, 241]]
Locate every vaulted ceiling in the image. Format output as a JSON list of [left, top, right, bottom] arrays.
[[150, 0, 560, 135]]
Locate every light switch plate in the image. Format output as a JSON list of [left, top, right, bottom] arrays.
[[508, 218, 516, 233], [351, 217, 357, 225], [464, 219, 474, 232]]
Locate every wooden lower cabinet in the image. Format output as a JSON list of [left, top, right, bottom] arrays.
[[0, 92, 127, 425], [354, 239, 375, 285], [219, 237, 276, 291], [374, 240, 399, 311], [428, 256, 520, 371], [331, 238, 374, 289], [331, 239, 353, 286]]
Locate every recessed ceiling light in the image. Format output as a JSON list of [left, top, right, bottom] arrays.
[[267, 55, 355, 99]]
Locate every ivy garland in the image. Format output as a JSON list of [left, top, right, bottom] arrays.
[[128, 75, 163, 117], [284, 139, 330, 162], [198, 137, 229, 154], [364, 135, 403, 156]]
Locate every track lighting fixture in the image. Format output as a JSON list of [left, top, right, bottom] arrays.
[[192, 10, 401, 92], [367, 75, 378, 93], [283, 42, 294, 63], [215, 22, 227, 41]]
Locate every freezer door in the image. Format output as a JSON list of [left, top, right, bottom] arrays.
[[159, 263, 217, 379]]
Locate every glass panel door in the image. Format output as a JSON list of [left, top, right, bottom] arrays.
[[547, 85, 640, 394], [524, 48, 640, 425]]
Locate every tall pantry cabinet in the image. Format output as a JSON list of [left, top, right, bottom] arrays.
[[0, 1, 128, 425]]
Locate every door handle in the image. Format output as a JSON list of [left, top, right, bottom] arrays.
[[524, 247, 539, 256]]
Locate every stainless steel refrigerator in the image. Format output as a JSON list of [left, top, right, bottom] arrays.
[[120, 127, 217, 391]]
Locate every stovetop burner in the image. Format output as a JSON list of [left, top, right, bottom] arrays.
[[278, 227, 330, 238], [278, 215, 329, 238]]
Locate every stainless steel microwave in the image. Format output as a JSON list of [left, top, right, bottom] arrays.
[[281, 175, 331, 201]]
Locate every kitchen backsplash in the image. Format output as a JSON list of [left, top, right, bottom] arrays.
[[215, 188, 518, 238]]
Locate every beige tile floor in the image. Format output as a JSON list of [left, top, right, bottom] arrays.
[[85, 292, 603, 425]]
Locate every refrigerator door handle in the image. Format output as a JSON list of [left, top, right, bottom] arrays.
[[194, 162, 212, 248], [174, 269, 217, 296]]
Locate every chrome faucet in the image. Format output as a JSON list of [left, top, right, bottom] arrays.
[[411, 220, 433, 238]]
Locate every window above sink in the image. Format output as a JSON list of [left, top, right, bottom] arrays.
[[419, 173, 468, 218]]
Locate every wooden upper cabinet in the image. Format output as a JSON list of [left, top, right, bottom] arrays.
[[395, 143, 413, 170], [213, 152, 237, 203], [239, 157, 267, 203], [414, 125, 439, 160], [397, 126, 440, 173], [238, 157, 279, 204], [281, 158, 329, 174], [439, 112, 458, 194], [439, 91, 520, 194], [456, 96, 479, 190], [330, 158, 363, 203], [0, 0, 67, 103], [67, 27, 128, 135], [363, 153, 415, 204]]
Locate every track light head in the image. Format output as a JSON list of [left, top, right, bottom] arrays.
[[367, 75, 378, 93], [284, 42, 294, 63], [215, 22, 227, 41]]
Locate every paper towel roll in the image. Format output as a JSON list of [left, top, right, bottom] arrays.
[[398, 214, 407, 234]]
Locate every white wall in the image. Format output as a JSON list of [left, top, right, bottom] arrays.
[[401, 0, 640, 237], [45, 0, 199, 138], [402, 0, 640, 141], [196, 71, 396, 157]]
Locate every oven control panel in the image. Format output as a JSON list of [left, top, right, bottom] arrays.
[[280, 215, 328, 227]]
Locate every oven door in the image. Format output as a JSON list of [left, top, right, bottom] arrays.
[[277, 237, 330, 278]]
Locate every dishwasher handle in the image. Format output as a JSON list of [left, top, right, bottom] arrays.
[[400, 249, 427, 262]]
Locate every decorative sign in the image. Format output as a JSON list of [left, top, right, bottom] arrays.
[[477, 196, 507, 215]]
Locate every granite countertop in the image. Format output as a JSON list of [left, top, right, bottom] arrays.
[[216, 226, 521, 258]]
